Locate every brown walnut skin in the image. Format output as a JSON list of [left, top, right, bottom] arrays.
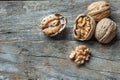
[[69, 45, 91, 65], [73, 14, 96, 41], [87, 1, 111, 22], [95, 18, 117, 44], [40, 13, 67, 37]]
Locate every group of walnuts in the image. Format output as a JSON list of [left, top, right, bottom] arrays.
[[40, 1, 117, 65]]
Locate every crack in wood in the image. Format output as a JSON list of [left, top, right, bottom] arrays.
[[40, 64, 120, 75], [91, 55, 120, 62], [0, 31, 16, 34], [0, 52, 7, 54], [86, 66, 120, 74], [30, 55, 67, 60]]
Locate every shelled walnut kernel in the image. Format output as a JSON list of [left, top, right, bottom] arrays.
[[40, 13, 67, 36], [73, 14, 96, 41], [69, 45, 91, 65]]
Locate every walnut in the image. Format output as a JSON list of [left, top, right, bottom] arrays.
[[87, 1, 111, 22], [95, 18, 117, 44], [69, 45, 91, 65], [40, 13, 67, 36], [73, 14, 96, 41]]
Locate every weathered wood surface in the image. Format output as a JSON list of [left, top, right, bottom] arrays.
[[0, 0, 120, 80]]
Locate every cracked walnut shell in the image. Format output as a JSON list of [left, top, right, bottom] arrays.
[[95, 18, 117, 44], [87, 1, 111, 22], [73, 14, 96, 41], [40, 13, 67, 36], [69, 45, 91, 65]]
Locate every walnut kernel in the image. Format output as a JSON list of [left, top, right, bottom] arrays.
[[69, 45, 91, 65], [73, 14, 96, 41], [40, 13, 67, 36]]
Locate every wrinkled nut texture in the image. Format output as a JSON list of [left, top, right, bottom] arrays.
[[87, 1, 111, 22], [73, 14, 96, 41], [95, 18, 116, 44], [69, 45, 91, 65], [40, 13, 66, 36]]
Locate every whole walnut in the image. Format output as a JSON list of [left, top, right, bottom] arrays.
[[95, 18, 117, 44], [40, 13, 67, 36], [73, 14, 96, 41], [69, 45, 91, 65], [87, 1, 111, 22]]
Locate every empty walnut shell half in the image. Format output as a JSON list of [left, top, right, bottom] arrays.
[[87, 1, 111, 22], [95, 18, 117, 44], [40, 13, 67, 36], [73, 14, 96, 41], [69, 45, 91, 65]]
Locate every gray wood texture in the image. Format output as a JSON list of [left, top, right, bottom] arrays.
[[0, 0, 120, 80]]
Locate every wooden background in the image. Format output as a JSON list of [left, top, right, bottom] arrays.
[[0, 0, 120, 80]]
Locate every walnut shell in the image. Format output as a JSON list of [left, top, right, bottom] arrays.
[[69, 45, 91, 65], [40, 13, 67, 36], [95, 18, 117, 44], [87, 1, 111, 22], [73, 14, 96, 41]]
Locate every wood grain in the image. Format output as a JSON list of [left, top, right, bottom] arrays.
[[0, 0, 120, 80]]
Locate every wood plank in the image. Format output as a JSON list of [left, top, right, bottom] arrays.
[[0, 41, 120, 79], [0, 0, 120, 80], [0, 0, 120, 41]]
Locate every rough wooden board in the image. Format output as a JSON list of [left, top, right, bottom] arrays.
[[0, 41, 120, 80], [0, 0, 120, 41], [0, 0, 120, 80]]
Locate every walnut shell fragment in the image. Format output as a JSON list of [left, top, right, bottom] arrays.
[[95, 18, 117, 44], [73, 14, 96, 41], [87, 1, 111, 22], [69, 45, 91, 65], [40, 13, 67, 36]]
